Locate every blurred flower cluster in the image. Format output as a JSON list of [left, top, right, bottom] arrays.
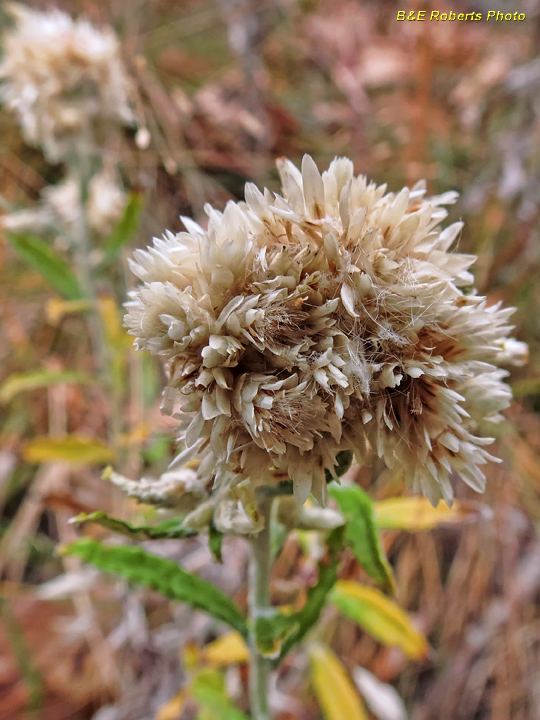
[[0, 3, 133, 162], [0, 3, 131, 237]]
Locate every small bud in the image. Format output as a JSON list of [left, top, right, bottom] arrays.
[[135, 127, 151, 149], [103, 466, 208, 511]]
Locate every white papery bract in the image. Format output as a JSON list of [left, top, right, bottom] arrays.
[[126, 155, 527, 506], [0, 4, 133, 161]]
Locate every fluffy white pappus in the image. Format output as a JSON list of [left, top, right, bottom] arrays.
[[125, 155, 527, 507]]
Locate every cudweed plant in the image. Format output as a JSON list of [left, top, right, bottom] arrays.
[[0, 3, 529, 716], [0, 6, 528, 715], [66, 155, 525, 718]]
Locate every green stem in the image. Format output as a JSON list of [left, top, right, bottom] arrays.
[[70, 147, 121, 443], [248, 496, 273, 720]]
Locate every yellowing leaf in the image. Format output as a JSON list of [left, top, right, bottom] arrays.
[[331, 581, 428, 660], [183, 642, 201, 670], [201, 632, 249, 666], [98, 296, 132, 396], [309, 643, 368, 720], [374, 497, 485, 531], [0, 369, 94, 403], [98, 296, 133, 352], [191, 668, 249, 720], [23, 436, 116, 465], [46, 297, 90, 325], [156, 689, 188, 720], [115, 423, 151, 448]]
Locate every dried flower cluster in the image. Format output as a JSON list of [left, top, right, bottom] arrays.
[[0, 3, 133, 161], [1, 167, 127, 237], [125, 155, 526, 506]]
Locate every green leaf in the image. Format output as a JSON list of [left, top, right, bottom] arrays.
[[325, 450, 353, 482], [103, 193, 144, 259], [63, 539, 248, 638], [254, 609, 298, 659], [191, 669, 249, 720], [329, 484, 395, 595], [0, 369, 94, 404], [278, 525, 346, 661], [8, 233, 83, 300], [69, 511, 198, 540], [209, 524, 223, 563]]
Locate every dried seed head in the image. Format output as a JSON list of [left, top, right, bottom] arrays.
[[126, 155, 527, 506]]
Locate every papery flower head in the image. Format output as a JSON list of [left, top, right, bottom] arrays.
[[0, 3, 133, 161], [125, 155, 527, 506], [85, 167, 127, 235], [0, 167, 126, 237]]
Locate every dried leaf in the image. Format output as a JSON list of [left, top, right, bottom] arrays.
[[352, 667, 408, 720]]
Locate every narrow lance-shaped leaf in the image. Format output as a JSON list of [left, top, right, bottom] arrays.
[[309, 643, 368, 720], [103, 192, 144, 260], [69, 511, 198, 540], [209, 524, 223, 563], [23, 435, 116, 464], [9, 233, 83, 300], [63, 539, 248, 639], [331, 580, 428, 660], [278, 525, 346, 661], [329, 484, 395, 595]]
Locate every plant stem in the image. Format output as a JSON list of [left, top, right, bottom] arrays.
[[248, 496, 273, 720], [70, 144, 121, 443]]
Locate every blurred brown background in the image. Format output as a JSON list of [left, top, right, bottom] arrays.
[[1, 0, 540, 718]]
